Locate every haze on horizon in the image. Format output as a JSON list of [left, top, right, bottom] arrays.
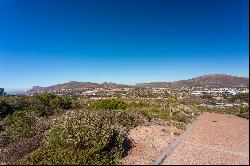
[[0, 0, 249, 90]]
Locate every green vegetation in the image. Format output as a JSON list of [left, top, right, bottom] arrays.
[[3, 111, 34, 141], [89, 99, 128, 111], [196, 105, 249, 119], [0, 93, 81, 164], [237, 107, 249, 119], [0, 93, 79, 119], [0, 100, 14, 119], [229, 93, 249, 103], [19, 110, 148, 165], [164, 95, 179, 117], [0, 94, 248, 165]]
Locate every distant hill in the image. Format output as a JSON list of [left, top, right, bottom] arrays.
[[26, 74, 249, 95], [135, 74, 249, 88], [26, 81, 132, 95]]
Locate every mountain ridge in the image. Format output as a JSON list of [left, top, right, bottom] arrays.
[[26, 74, 249, 94], [135, 74, 249, 88]]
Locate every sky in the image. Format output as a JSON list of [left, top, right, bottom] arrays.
[[0, 0, 249, 90]]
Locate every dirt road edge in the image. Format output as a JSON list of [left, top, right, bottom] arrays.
[[151, 114, 202, 165]]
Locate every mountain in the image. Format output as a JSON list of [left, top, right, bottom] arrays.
[[26, 81, 132, 95], [26, 74, 249, 95], [135, 74, 249, 88]]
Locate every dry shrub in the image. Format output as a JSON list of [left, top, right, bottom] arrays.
[[1, 134, 43, 165], [19, 110, 149, 165]]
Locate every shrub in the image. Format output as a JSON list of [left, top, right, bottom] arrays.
[[19, 111, 127, 165], [110, 110, 150, 131], [35, 93, 57, 106], [129, 101, 152, 108], [3, 111, 34, 141], [0, 94, 80, 118], [89, 99, 128, 111], [229, 93, 249, 103], [31, 94, 73, 117], [0, 100, 13, 119], [1, 134, 43, 165], [59, 97, 73, 110], [237, 107, 249, 119]]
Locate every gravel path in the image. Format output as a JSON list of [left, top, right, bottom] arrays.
[[118, 124, 181, 165], [162, 112, 249, 165]]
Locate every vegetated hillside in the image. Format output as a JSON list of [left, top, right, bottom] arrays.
[[135, 74, 249, 88]]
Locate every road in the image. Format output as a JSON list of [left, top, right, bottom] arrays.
[[158, 112, 249, 165]]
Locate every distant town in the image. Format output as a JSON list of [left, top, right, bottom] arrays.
[[7, 74, 242, 108], [23, 86, 248, 107], [2, 74, 249, 109]]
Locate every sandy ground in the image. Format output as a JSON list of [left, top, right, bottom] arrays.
[[118, 124, 181, 165], [162, 112, 249, 165]]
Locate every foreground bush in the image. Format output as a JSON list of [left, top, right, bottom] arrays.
[[3, 111, 34, 141], [0, 134, 43, 164], [19, 110, 149, 165]]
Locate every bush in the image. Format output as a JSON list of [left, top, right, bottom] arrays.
[[110, 110, 150, 131], [89, 99, 128, 111], [19, 111, 127, 165], [237, 107, 249, 119], [0, 94, 79, 118], [129, 101, 152, 108], [0, 100, 14, 119], [0, 134, 43, 165], [60, 97, 73, 110], [3, 111, 34, 141], [35, 93, 57, 106], [229, 93, 249, 103]]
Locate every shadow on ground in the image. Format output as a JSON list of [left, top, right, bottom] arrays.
[[121, 137, 133, 157]]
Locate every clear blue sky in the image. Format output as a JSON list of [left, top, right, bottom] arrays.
[[0, 0, 249, 90]]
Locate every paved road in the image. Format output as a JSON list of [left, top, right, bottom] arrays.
[[161, 112, 249, 165]]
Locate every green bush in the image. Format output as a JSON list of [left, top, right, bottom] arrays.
[[129, 101, 152, 108], [19, 146, 123, 165], [35, 93, 57, 106], [89, 99, 128, 111], [34, 106, 52, 117], [110, 110, 150, 131], [0, 100, 14, 119], [229, 93, 249, 103], [3, 111, 34, 141], [19, 111, 127, 165], [31, 93, 73, 117], [237, 107, 249, 119]]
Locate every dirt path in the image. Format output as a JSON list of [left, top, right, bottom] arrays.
[[118, 124, 181, 165], [161, 112, 249, 165]]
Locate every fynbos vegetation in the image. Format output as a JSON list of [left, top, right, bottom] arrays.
[[0, 93, 248, 164]]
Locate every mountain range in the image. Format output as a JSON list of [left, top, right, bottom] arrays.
[[26, 74, 249, 94], [135, 74, 249, 88]]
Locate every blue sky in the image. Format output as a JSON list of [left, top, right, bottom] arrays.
[[0, 0, 249, 90]]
